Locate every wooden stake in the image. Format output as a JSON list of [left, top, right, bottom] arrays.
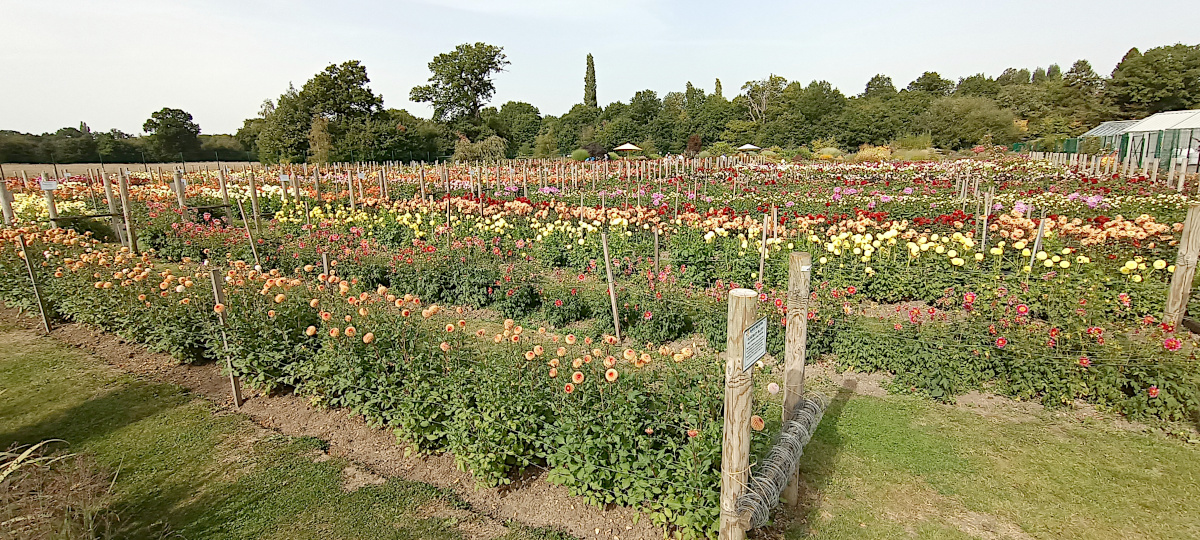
[[1164, 203, 1200, 327], [217, 168, 231, 210], [117, 172, 138, 255], [720, 288, 757, 540], [247, 170, 261, 232], [653, 227, 660, 275], [17, 234, 52, 334], [782, 252, 811, 507], [41, 173, 59, 228], [1028, 211, 1047, 271], [209, 268, 244, 407], [758, 214, 768, 284], [772, 206, 778, 242], [173, 170, 186, 208], [601, 232, 621, 341], [100, 172, 125, 245], [0, 180, 13, 226], [419, 163, 427, 200], [234, 198, 262, 268]]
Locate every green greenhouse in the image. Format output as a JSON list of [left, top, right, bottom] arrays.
[[1078, 120, 1137, 151], [1118, 109, 1200, 172]]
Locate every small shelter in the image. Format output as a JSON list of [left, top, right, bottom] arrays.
[[1120, 110, 1200, 172], [613, 143, 642, 152], [737, 144, 761, 152], [1079, 120, 1137, 151]]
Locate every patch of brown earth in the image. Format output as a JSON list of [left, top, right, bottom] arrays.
[[881, 482, 1035, 540], [2, 307, 662, 540], [417, 499, 510, 540], [341, 465, 387, 492], [953, 391, 1042, 423], [805, 360, 891, 398]]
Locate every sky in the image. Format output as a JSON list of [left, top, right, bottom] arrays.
[[3, 0, 1199, 136]]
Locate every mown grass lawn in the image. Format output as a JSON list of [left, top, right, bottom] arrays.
[[0, 325, 568, 540], [789, 386, 1200, 539]]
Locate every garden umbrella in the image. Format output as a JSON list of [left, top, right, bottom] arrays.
[[614, 143, 642, 152], [737, 143, 761, 151]]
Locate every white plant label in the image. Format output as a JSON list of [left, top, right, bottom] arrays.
[[743, 317, 768, 372]]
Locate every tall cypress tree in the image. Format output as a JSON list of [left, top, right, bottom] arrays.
[[584, 54, 597, 107]]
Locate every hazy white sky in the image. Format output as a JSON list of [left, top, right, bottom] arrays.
[[2, 0, 1198, 135]]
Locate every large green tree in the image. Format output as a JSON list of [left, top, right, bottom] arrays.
[[996, 68, 1032, 86], [739, 75, 787, 124], [584, 53, 598, 108], [96, 129, 143, 162], [299, 60, 383, 123], [1050, 59, 1113, 128], [495, 101, 542, 156], [143, 107, 201, 159], [861, 74, 897, 99], [255, 61, 385, 163], [410, 42, 509, 124], [907, 72, 954, 96], [255, 86, 310, 163], [917, 96, 1020, 149], [955, 74, 1000, 98], [1108, 44, 1200, 116]]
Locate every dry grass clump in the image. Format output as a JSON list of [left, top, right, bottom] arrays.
[[1, 441, 118, 540]]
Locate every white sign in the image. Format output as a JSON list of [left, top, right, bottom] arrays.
[[39, 180, 59, 191], [279, 173, 290, 183], [357, 172, 366, 180], [742, 317, 768, 372]]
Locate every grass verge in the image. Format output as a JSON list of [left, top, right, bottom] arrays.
[[789, 387, 1200, 539], [0, 324, 572, 540]]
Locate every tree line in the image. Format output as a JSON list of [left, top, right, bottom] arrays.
[[3, 42, 1197, 164], [0, 108, 246, 164]]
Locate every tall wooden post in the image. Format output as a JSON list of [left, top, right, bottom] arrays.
[[173, 170, 186, 208], [601, 232, 621, 341], [1029, 212, 1047, 271], [0, 180, 13, 226], [217, 168, 231, 210], [209, 268, 244, 407], [720, 288, 757, 540], [1164, 204, 1200, 327], [278, 173, 290, 203], [101, 172, 125, 245], [247, 170, 261, 232], [41, 173, 59, 228], [782, 252, 811, 507], [772, 206, 778, 242], [118, 172, 138, 255], [419, 163, 427, 200], [758, 214, 769, 284], [653, 227, 660, 275]]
